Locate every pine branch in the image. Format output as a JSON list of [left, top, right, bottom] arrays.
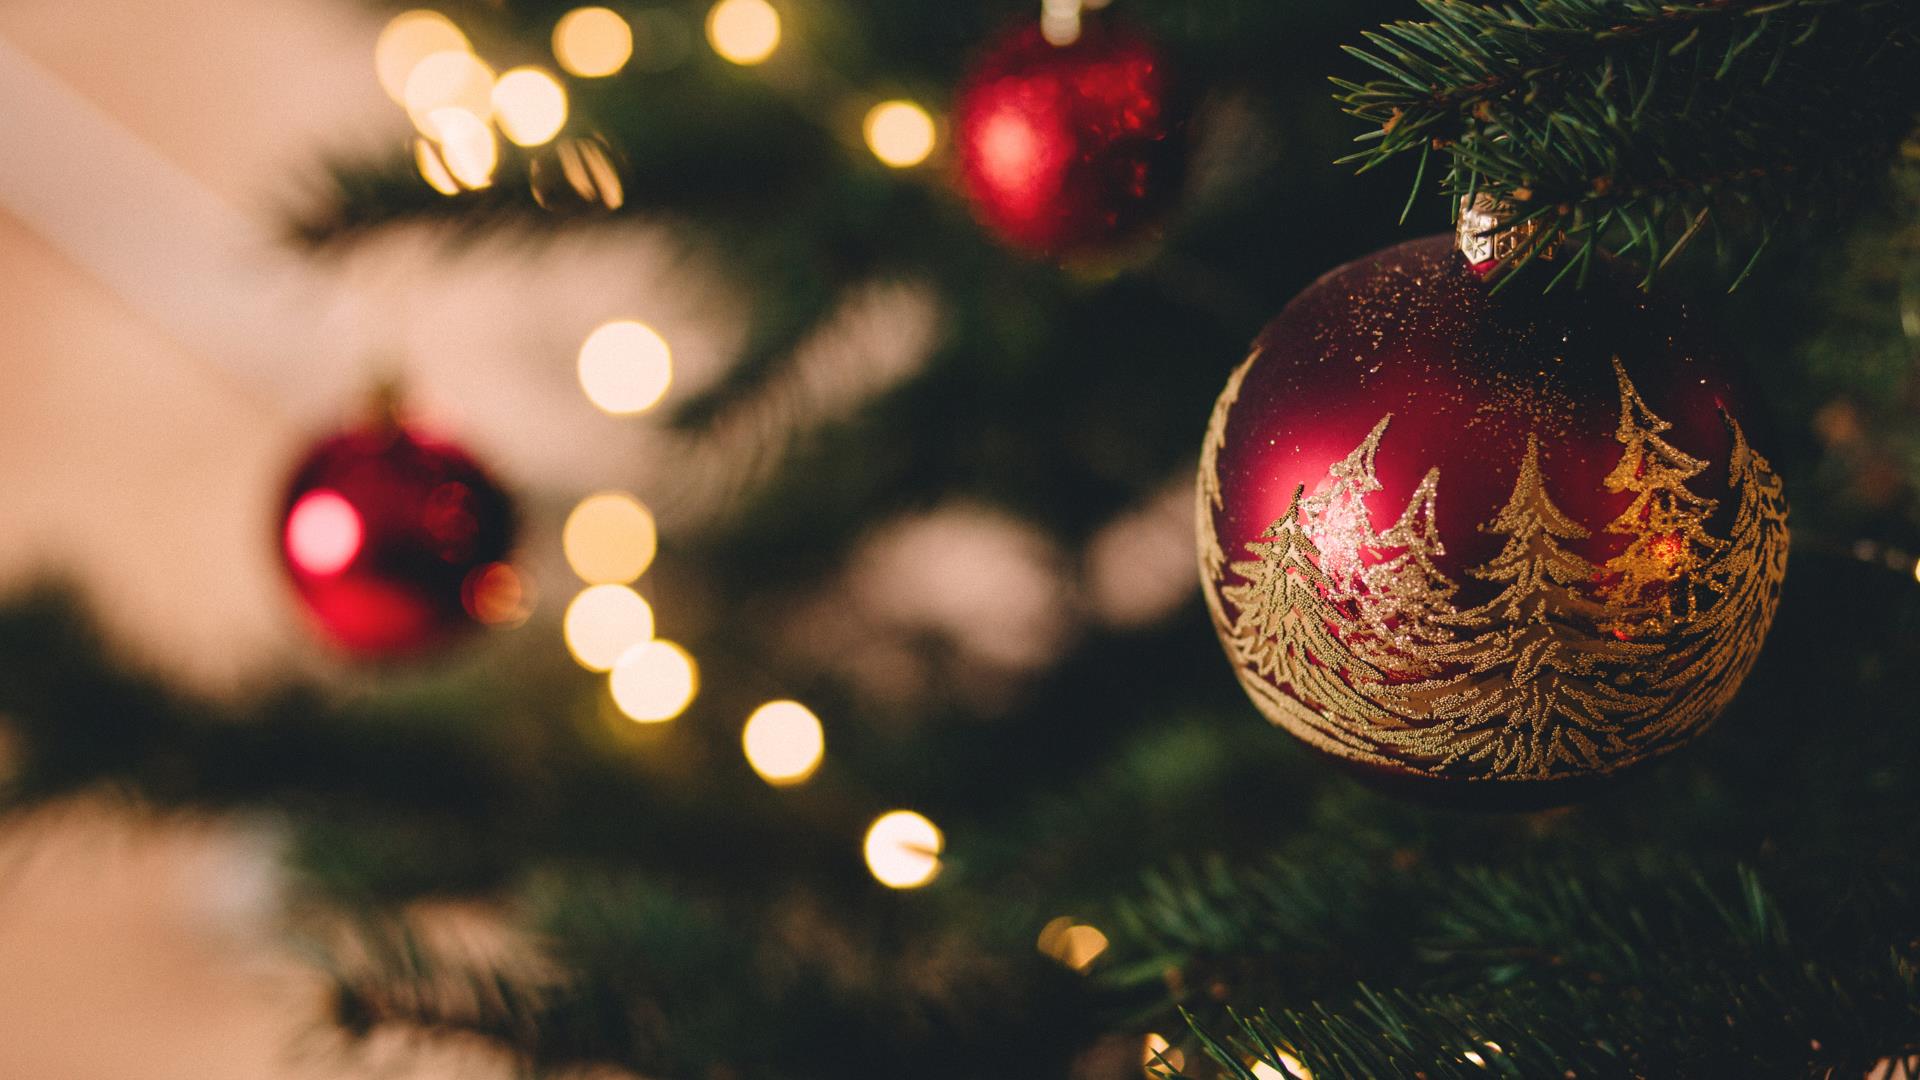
[[1337, 0, 1920, 286]]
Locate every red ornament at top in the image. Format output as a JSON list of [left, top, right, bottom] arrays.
[[952, 20, 1185, 259], [280, 406, 519, 658], [1197, 235, 1789, 805]]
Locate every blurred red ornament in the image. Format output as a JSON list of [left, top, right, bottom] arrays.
[[280, 406, 519, 657], [952, 20, 1185, 259], [1196, 234, 1789, 806]]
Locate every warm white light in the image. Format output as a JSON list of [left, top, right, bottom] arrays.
[[553, 6, 633, 77], [492, 67, 569, 146], [564, 584, 655, 671], [428, 107, 498, 188], [610, 639, 698, 722], [578, 319, 672, 414], [564, 492, 658, 584], [376, 11, 471, 103], [706, 0, 780, 65], [863, 810, 942, 889], [1464, 1051, 1487, 1067], [742, 700, 825, 786], [1251, 1055, 1312, 1080], [863, 100, 936, 168], [1037, 915, 1110, 971], [1142, 1034, 1185, 1075], [1912, 557, 1920, 585], [413, 138, 462, 195], [403, 50, 495, 139], [1040, 0, 1082, 46]]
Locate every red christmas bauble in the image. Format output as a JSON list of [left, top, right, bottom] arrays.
[[1197, 235, 1790, 805], [280, 413, 518, 657], [952, 20, 1185, 259]]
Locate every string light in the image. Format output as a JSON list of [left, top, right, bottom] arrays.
[[492, 67, 569, 147], [578, 319, 673, 414], [1912, 556, 1920, 585], [609, 639, 699, 722], [553, 6, 634, 77], [429, 107, 499, 188], [1251, 1055, 1313, 1080], [863, 810, 942, 888], [564, 584, 655, 671], [1142, 1034, 1185, 1076], [863, 101, 936, 168], [1036, 915, 1108, 971], [706, 0, 781, 65], [463, 562, 533, 627], [741, 700, 825, 786], [1040, 0, 1082, 46], [376, 10, 471, 103], [403, 50, 495, 139], [563, 492, 658, 585], [414, 138, 462, 195]]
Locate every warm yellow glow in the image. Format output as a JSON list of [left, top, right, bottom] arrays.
[[610, 639, 698, 722], [404, 50, 496, 139], [428, 107, 498, 189], [563, 584, 656, 672], [1142, 1034, 1185, 1075], [553, 6, 633, 77], [1251, 1055, 1312, 1080], [863, 809, 942, 889], [492, 67, 569, 146], [1912, 556, 1920, 585], [1037, 916, 1109, 971], [1464, 1050, 1487, 1067], [578, 319, 672, 414], [742, 700, 825, 786], [706, 0, 780, 65], [564, 492, 658, 585], [863, 100, 936, 168], [376, 11, 471, 103], [414, 138, 462, 195], [464, 562, 533, 626], [1040, 0, 1082, 46]]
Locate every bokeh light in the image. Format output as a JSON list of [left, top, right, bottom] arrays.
[[285, 490, 363, 575], [429, 107, 499, 188], [863, 100, 936, 168], [564, 584, 656, 671], [553, 6, 634, 77], [563, 492, 658, 584], [1142, 1034, 1185, 1075], [403, 50, 495, 139], [863, 810, 942, 889], [414, 137, 462, 195], [463, 562, 533, 627], [376, 10, 471, 103], [1036, 916, 1108, 971], [706, 0, 780, 65], [1251, 1056, 1313, 1080], [741, 700, 824, 786], [1040, 0, 1082, 46], [578, 319, 672, 414], [492, 67, 569, 146], [609, 639, 698, 722]]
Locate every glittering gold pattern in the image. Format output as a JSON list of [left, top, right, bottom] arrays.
[[1199, 358, 1789, 782], [1457, 192, 1551, 267]]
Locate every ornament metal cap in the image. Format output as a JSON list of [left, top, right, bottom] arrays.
[[1456, 192, 1552, 269]]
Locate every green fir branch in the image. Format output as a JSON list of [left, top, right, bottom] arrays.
[[1338, 0, 1920, 286]]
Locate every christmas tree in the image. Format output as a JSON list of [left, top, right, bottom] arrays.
[[3, 0, 1920, 1077]]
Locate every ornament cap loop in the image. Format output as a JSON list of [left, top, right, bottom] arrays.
[[1456, 192, 1552, 270]]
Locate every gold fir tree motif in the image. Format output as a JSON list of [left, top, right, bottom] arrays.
[[1200, 358, 1790, 783], [1197, 351, 1256, 642], [1599, 357, 1724, 632]]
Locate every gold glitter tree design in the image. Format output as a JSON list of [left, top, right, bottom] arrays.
[[1599, 358, 1724, 632], [1420, 437, 1661, 777]]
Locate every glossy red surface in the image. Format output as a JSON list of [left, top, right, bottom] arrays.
[[1214, 236, 1750, 614], [952, 21, 1184, 258], [1200, 235, 1783, 806], [279, 419, 517, 657]]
